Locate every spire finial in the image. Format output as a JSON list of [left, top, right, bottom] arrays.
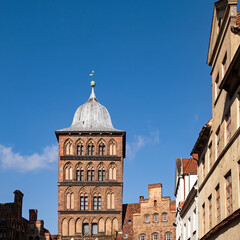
[[90, 70, 96, 87]]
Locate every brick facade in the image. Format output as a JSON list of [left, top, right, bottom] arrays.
[[118, 184, 176, 240], [56, 132, 126, 240]]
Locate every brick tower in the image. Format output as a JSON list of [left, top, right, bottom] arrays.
[[55, 77, 126, 240]]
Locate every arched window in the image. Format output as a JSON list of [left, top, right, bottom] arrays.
[[99, 141, 105, 155], [154, 200, 157, 207], [77, 141, 84, 155], [107, 189, 115, 209], [98, 218, 105, 233], [109, 163, 116, 180], [145, 214, 150, 223], [153, 213, 158, 222], [64, 163, 73, 180], [80, 194, 88, 210], [140, 235, 146, 240], [69, 218, 75, 236], [87, 164, 95, 181], [109, 140, 116, 155], [106, 218, 112, 235], [65, 140, 73, 155], [98, 163, 105, 181], [82, 223, 89, 235], [92, 223, 98, 235], [112, 218, 118, 233], [76, 219, 81, 233], [162, 213, 167, 222], [66, 191, 74, 210], [87, 140, 94, 155], [76, 164, 84, 181], [62, 219, 68, 236], [152, 233, 159, 240], [166, 232, 172, 240], [93, 196, 101, 210]]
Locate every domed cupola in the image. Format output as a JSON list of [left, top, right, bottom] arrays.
[[57, 77, 121, 132]]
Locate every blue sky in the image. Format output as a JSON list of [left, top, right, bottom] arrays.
[[0, 0, 223, 234]]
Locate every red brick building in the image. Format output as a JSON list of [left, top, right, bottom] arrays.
[[118, 184, 176, 240], [0, 190, 51, 240], [55, 79, 126, 239]]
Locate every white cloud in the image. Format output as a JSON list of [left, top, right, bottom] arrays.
[[0, 144, 58, 172], [126, 129, 160, 159]]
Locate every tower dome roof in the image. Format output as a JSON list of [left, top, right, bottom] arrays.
[[57, 83, 121, 132]]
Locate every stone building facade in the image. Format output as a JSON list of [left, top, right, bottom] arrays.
[[191, 0, 240, 239], [0, 190, 51, 240], [118, 184, 176, 240], [55, 80, 126, 239]]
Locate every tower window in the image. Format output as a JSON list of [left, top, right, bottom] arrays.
[[80, 196, 88, 210], [153, 213, 158, 222], [162, 213, 167, 222], [77, 144, 84, 155], [93, 196, 101, 210], [83, 223, 89, 235], [99, 142, 105, 155], [144, 214, 149, 223], [87, 170, 95, 181]]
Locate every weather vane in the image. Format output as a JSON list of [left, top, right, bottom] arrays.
[[89, 70, 96, 87]]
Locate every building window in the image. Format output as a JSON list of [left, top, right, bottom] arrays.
[[208, 142, 213, 169], [216, 127, 220, 159], [140, 235, 146, 240], [76, 165, 83, 181], [153, 233, 158, 240], [98, 167, 105, 181], [216, 184, 221, 223], [153, 213, 158, 222], [109, 164, 117, 180], [83, 223, 89, 235], [109, 140, 116, 155], [80, 196, 88, 210], [215, 74, 219, 100], [87, 166, 95, 181], [226, 110, 231, 142], [87, 141, 94, 155], [144, 214, 150, 223], [93, 196, 101, 210], [92, 223, 98, 235], [65, 140, 73, 155], [202, 203, 205, 235], [154, 200, 157, 207], [77, 142, 84, 155], [208, 195, 212, 230], [64, 164, 73, 180], [99, 142, 105, 155], [162, 213, 167, 222], [107, 190, 115, 209], [66, 192, 74, 210], [202, 156, 206, 179], [166, 232, 171, 240], [226, 171, 232, 216], [222, 52, 227, 78]]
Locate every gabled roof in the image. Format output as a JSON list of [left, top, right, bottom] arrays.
[[182, 158, 197, 174]]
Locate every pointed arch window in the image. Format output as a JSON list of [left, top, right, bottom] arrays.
[[66, 192, 74, 210], [64, 163, 73, 180], [87, 140, 94, 155], [99, 142, 105, 155], [107, 190, 115, 209], [80, 195, 88, 210], [65, 140, 73, 155], [93, 196, 102, 210], [77, 141, 84, 156], [76, 165, 84, 181], [87, 164, 95, 181], [109, 164, 117, 180], [109, 140, 116, 155], [98, 163, 105, 181]]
